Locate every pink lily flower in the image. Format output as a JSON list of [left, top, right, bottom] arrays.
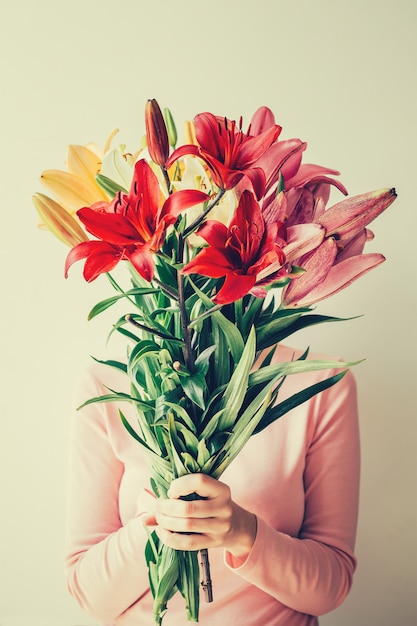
[[282, 187, 397, 306]]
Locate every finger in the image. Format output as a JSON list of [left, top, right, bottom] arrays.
[[155, 510, 228, 536], [155, 526, 214, 552], [168, 473, 226, 500], [157, 495, 221, 519]]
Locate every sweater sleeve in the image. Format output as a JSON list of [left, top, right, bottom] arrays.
[[64, 366, 151, 624], [225, 368, 360, 616]]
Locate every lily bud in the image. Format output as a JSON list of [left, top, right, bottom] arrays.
[[163, 107, 178, 148], [33, 192, 89, 247], [145, 99, 169, 167], [319, 187, 397, 241]]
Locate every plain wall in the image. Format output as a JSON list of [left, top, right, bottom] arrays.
[[0, 1, 416, 625]]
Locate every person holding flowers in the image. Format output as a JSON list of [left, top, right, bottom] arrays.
[[34, 100, 396, 625]]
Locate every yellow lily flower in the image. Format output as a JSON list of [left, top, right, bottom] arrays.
[[39, 131, 136, 214], [40, 140, 111, 213]]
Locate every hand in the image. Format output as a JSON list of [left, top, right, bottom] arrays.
[[146, 473, 257, 559]]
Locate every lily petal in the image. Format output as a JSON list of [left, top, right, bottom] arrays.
[[77, 207, 140, 244], [287, 163, 348, 195], [258, 139, 307, 192], [161, 189, 210, 223], [182, 247, 235, 277], [236, 125, 282, 168], [283, 224, 325, 262], [285, 253, 386, 306], [64, 240, 122, 281], [282, 238, 338, 306], [66, 144, 101, 183], [213, 273, 257, 305], [101, 147, 134, 190], [41, 169, 109, 212], [196, 221, 229, 248], [128, 245, 155, 282], [248, 106, 276, 135]]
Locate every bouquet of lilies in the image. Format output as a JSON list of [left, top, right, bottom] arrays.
[[33, 100, 396, 625]]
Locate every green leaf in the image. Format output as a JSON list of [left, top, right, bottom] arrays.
[[187, 277, 244, 362], [208, 388, 272, 478], [77, 391, 152, 412], [196, 438, 211, 467], [96, 173, 128, 196], [175, 422, 200, 455], [145, 530, 159, 567], [217, 326, 256, 431], [167, 412, 188, 477], [154, 545, 180, 622], [180, 372, 206, 410], [194, 345, 216, 377], [181, 452, 201, 473], [91, 356, 128, 374], [241, 295, 264, 336], [160, 400, 197, 434], [128, 340, 160, 372], [108, 316, 141, 343], [205, 362, 280, 476], [200, 408, 224, 441], [210, 320, 230, 388], [88, 287, 159, 320], [254, 370, 348, 434], [256, 307, 309, 348], [257, 312, 355, 350], [177, 551, 200, 622], [248, 357, 359, 387]]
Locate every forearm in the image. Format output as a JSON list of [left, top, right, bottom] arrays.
[[225, 516, 356, 616], [66, 515, 150, 623]]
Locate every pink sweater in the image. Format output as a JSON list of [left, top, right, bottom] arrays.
[[65, 344, 360, 626]]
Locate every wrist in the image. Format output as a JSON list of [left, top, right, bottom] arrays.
[[227, 506, 257, 559]]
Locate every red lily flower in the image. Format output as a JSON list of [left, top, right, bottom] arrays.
[[167, 109, 282, 200], [182, 190, 286, 305], [65, 159, 209, 282]]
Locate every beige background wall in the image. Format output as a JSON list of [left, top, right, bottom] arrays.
[[0, 1, 415, 625]]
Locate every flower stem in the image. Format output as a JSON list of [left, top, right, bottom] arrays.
[[176, 200, 214, 607], [153, 277, 179, 301], [200, 548, 213, 603], [176, 236, 194, 371], [125, 314, 182, 342], [161, 166, 172, 195], [183, 188, 226, 238]]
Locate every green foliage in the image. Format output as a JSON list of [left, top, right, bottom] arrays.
[[80, 252, 355, 624]]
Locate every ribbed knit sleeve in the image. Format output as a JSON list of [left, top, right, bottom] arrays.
[[64, 364, 152, 624], [225, 367, 360, 616]]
